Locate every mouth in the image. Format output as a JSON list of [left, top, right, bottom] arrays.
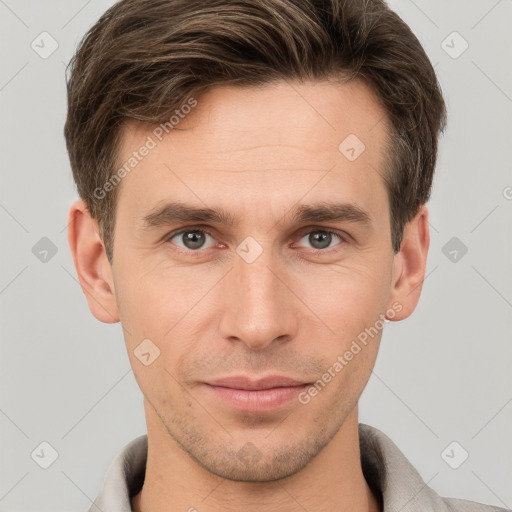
[[202, 375, 311, 413]]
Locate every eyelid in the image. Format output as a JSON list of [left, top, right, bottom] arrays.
[[295, 226, 348, 239], [163, 225, 216, 242]]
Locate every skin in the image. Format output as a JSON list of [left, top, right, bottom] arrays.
[[68, 78, 429, 512]]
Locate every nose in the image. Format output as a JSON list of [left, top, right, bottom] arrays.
[[217, 249, 299, 351]]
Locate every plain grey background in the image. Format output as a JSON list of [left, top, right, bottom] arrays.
[[0, 0, 511, 510]]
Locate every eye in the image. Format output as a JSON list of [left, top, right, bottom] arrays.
[[169, 229, 217, 251], [296, 229, 344, 251]]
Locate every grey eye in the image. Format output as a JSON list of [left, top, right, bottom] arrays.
[[171, 230, 215, 250], [297, 230, 341, 250]]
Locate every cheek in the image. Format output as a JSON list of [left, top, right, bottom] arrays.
[[114, 265, 213, 385], [291, 262, 390, 391], [116, 261, 207, 337], [295, 260, 392, 331]]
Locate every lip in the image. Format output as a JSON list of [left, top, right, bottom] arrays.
[[203, 375, 310, 413], [206, 375, 308, 390]]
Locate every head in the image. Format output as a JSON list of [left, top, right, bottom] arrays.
[[66, 0, 446, 481]]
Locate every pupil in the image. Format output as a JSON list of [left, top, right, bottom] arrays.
[[183, 231, 205, 249], [309, 231, 331, 249]]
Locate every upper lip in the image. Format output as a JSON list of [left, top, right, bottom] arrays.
[[205, 375, 309, 390]]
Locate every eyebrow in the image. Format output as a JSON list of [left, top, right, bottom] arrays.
[[140, 200, 372, 230]]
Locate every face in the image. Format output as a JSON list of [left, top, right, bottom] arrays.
[[108, 79, 402, 481]]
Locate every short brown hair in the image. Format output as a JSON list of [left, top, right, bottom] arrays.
[[64, 0, 447, 263]]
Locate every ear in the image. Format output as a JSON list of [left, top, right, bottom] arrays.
[[67, 199, 119, 323], [386, 204, 430, 321]]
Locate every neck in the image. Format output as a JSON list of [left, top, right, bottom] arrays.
[[132, 403, 381, 512]]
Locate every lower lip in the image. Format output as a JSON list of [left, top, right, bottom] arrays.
[[204, 384, 309, 413]]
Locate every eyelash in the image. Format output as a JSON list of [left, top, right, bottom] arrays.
[[164, 226, 347, 256]]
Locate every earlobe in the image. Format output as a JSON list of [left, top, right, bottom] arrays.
[[67, 199, 120, 323], [387, 205, 430, 321]]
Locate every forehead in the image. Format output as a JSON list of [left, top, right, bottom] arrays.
[[114, 78, 391, 223]]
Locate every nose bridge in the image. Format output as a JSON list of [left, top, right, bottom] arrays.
[[218, 245, 297, 349]]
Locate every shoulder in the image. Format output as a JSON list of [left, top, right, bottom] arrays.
[[358, 424, 509, 512], [442, 497, 510, 512]]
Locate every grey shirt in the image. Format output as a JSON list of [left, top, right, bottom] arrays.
[[89, 423, 509, 512]]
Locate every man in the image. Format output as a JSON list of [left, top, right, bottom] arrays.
[[64, 0, 507, 511]]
